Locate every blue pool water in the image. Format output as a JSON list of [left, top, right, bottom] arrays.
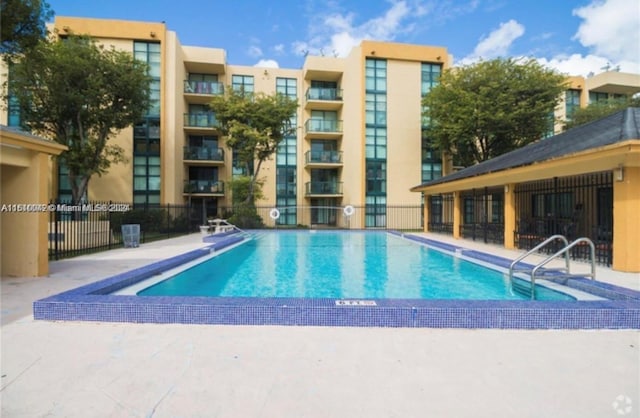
[[138, 231, 573, 301]]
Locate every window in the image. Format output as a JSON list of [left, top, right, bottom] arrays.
[[366, 161, 386, 195], [463, 198, 474, 224], [421, 137, 442, 182], [531, 192, 573, 218], [365, 93, 387, 125], [309, 80, 338, 100], [276, 77, 297, 98], [276, 167, 296, 197], [365, 59, 386, 91], [365, 127, 387, 159], [365, 196, 386, 227], [134, 42, 161, 117], [232, 75, 254, 95], [133, 155, 161, 204], [365, 58, 387, 210], [187, 73, 221, 94], [275, 80, 297, 210], [429, 195, 443, 224], [133, 42, 161, 205], [565, 89, 581, 120], [310, 110, 337, 132], [421, 63, 441, 96], [589, 91, 609, 104], [490, 193, 503, 223]]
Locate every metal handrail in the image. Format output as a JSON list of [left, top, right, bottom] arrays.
[[509, 235, 569, 300], [509, 234, 569, 280], [530, 237, 596, 298]]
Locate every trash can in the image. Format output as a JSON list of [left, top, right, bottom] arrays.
[[122, 224, 140, 248]]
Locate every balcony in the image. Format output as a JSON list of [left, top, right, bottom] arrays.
[[184, 113, 218, 131], [305, 181, 343, 196], [304, 150, 342, 167], [304, 119, 343, 140], [305, 87, 343, 110], [184, 81, 224, 104], [183, 146, 225, 165], [183, 180, 225, 195]]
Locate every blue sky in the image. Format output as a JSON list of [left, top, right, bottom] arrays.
[[48, 0, 639, 76]]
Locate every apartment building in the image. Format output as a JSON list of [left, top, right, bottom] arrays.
[[2, 16, 639, 229]]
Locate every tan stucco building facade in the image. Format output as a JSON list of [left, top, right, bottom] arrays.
[[0, 127, 66, 276]]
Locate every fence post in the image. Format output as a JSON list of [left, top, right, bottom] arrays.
[[108, 200, 113, 250], [167, 204, 171, 239], [53, 199, 59, 260]]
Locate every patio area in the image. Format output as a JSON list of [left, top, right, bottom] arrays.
[[1, 233, 639, 417]]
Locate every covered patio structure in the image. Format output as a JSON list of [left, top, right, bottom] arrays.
[[411, 107, 640, 273]]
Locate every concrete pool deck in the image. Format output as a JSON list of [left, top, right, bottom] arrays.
[[1, 232, 639, 417]]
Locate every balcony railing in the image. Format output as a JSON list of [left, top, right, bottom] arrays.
[[184, 113, 218, 128], [183, 146, 224, 162], [305, 150, 342, 164], [183, 180, 225, 194], [305, 181, 343, 195], [304, 119, 343, 133], [184, 80, 224, 95], [306, 87, 342, 101]]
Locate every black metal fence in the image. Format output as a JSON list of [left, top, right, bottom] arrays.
[[425, 173, 614, 266], [207, 205, 424, 231], [514, 172, 613, 266], [48, 201, 424, 260], [428, 194, 454, 234], [459, 187, 505, 244], [48, 201, 196, 260]]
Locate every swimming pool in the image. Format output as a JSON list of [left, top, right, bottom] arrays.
[[136, 231, 572, 301], [33, 231, 640, 329]]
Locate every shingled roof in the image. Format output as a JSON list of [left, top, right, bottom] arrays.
[[412, 107, 640, 189]]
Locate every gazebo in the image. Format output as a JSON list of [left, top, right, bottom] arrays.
[[411, 107, 640, 273]]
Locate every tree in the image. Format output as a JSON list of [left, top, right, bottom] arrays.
[[208, 88, 298, 204], [563, 96, 640, 130], [423, 58, 567, 167], [7, 35, 151, 204], [0, 0, 53, 60]]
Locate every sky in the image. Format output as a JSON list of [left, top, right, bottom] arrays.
[[47, 0, 640, 77]]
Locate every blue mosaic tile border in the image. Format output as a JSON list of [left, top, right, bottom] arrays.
[[33, 231, 640, 329]]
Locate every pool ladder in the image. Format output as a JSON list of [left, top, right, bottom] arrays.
[[508, 235, 596, 299]]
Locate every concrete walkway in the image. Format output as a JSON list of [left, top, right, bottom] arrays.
[[1, 233, 639, 417]]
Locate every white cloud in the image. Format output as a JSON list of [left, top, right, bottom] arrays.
[[533, 0, 640, 77], [273, 44, 285, 55], [469, 19, 525, 60], [537, 54, 638, 77], [247, 45, 263, 58], [254, 59, 279, 68], [292, 0, 413, 58], [572, 0, 640, 64]]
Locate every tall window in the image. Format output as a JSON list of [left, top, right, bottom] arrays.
[[275, 77, 298, 225], [133, 41, 161, 205], [565, 89, 581, 121], [421, 142, 441, 183], [365, 58, 387, 227], [6, 64, 23, 128], [421, 62, 442, 183], [366, 161, 386, 195], [421, 63, 441, 96]]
